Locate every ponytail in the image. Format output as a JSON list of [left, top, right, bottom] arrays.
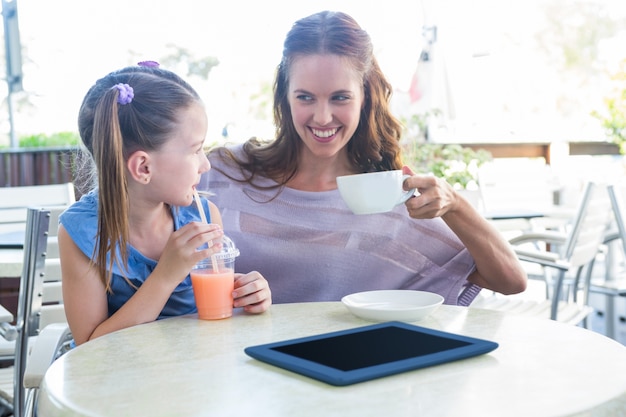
[[92, 88, 131, 292]]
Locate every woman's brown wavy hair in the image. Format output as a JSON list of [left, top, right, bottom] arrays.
[[213, 10, 404, 188]]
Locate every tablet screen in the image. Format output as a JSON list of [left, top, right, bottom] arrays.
[[245, 321, 498, 386], [273, 326, 470, 371]]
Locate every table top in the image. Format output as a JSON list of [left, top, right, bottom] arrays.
[[0, 222, 25, 248], [0, 231, 24, 249], [0, 249, 23, 277], [0, 304, 13, 323], [38, 303, 626, 417], [0, 222, 25, 277], [483, 209, 545, 220]]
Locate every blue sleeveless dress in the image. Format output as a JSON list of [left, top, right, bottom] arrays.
[[60, 190, 211, 319]]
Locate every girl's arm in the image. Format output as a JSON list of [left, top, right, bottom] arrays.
[[60, 220, 224, 345]]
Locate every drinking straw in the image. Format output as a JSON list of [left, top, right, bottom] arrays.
[[194, 189, 219, 271], [194, 189, 208, 223]]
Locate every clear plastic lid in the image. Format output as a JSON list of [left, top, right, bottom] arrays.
[[211, 234, 240, 260]]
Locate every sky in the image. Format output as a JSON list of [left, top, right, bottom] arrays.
[[3, 0, 626, 145], [8, 0, 424, 142]]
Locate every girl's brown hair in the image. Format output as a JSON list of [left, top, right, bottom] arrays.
[[77, 66, 201, 291]]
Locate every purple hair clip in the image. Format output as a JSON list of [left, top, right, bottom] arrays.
[[114, 83, 134, 105], [138, 60, 160, 68]]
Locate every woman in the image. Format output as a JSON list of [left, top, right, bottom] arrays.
[[200, 11, 526, 305]]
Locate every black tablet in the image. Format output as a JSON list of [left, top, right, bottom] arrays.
[[244, 321, 498, 386]]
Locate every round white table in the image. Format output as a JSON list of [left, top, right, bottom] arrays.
[[38, 303, 626, 417]]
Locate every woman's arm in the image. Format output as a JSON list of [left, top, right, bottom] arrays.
[[440, 195, 528, 294], [402, 167, 527, 295]]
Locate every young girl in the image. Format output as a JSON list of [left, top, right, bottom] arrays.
[[60, 64, 271, 345]]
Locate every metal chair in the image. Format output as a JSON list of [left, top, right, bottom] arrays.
[[0, 201, 70, 360], [0, 208, 71, 417], [584, 184, 626, 339], [471, 182, 613, 325]]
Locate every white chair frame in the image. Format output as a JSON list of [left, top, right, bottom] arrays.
[[472, 182, 613, 325], [0, 208, 71, 417]]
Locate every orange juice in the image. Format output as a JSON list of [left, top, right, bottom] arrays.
[[190, 267, 235, 320]]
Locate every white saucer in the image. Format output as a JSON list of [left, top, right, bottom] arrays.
[[341, 290, 444, 322]]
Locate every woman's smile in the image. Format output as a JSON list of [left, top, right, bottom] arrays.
[[310, 127, 340, 143]]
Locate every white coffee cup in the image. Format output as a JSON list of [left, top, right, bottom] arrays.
[[336, 170, 416, 215]]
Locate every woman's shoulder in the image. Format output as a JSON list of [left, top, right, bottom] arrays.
[[205, 143, 251, 183], [208, 143, 247, 166]]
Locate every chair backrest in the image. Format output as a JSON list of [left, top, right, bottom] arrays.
[[38, 207, 65, 330], [498, 182, 613, 323], [0, 183, 75, 224], [563, 182, 612, 269], [550, 182, 612, 319], [607, 184, 626, 257], [12, 207, 67, 417]]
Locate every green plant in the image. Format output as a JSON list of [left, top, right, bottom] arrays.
[[18, 131, 80, 148], [402, 142, 492, 190], [592, 59, 626, 153], [401, 109, 443, 142]]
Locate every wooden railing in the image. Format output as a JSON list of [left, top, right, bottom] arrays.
[[462, 141, 620, 164], [0, 146, 83, 187], [0, 142, 620, 189], [0, 146, 90, 201]]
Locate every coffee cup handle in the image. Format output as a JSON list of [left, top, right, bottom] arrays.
[[398, 174, 417, 205]]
